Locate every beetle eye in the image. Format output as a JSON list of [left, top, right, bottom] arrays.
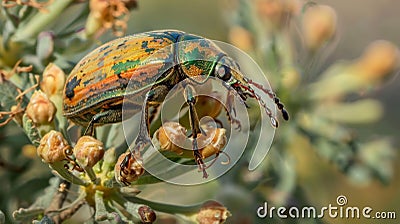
[[216, 64, 231, 81]]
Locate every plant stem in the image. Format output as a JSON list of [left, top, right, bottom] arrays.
[[114, 192, 209, 215], [12, 0, 74, 42]]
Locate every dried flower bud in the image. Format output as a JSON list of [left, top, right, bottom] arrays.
[[256, 0, 300, 29], [281, 67, 300, 89], [195, 92, 223, 119], [10, 105, 24, 125], [196, 201, 230, 224], [154, 122, 228, 159], [197, 126, 227, 159], [155, 122, 188, 155], [73, 136, 104, 168], [228, 26, 254, 51], [36, 32, 54, 61], [86, 0, 131, 37], [22, 144, 37, 159], [40, 63, 65, 96], [37, 130, 69, 163], [26, 90, 56, 125], [138, 205, 156, 224], [302, 5, 337, 50], [115, 152, 145, 185], [354, 40, 399, 80]]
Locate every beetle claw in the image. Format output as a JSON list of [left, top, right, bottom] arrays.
[[192, 139, 208, 178]]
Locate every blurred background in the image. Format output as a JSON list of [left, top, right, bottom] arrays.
[[0, 0, 399, 223], [129, 0, 400, 223]]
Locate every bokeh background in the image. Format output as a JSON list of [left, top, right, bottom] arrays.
[[129, 0, 400, 223], [0, 0, 399, 223]]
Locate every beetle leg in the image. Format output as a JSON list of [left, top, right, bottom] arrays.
[[225, 90, 242, 131], [84, 108, 124, 136], [148, 104, 160, 124], [132, 94, 153, 155], [220, 81, 242, 131], [184, 85, 208, 178], [122, 87, 167, 181]]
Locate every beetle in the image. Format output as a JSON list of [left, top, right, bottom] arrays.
[[63, 30, 288, 182]]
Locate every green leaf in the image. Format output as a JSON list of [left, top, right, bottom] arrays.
[[0, 74, 29, 110], [316, 99, 383, 124], [22, 114, 41, 146], [36, 32, 54, 61], [95, 190, 108, 221], [130, 175, 163, 185], [0, 210, 5, 224]]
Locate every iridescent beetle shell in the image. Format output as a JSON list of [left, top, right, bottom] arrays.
[[63, 30, 230, 126]]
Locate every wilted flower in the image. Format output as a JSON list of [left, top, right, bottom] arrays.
[[40, 63, 65, 96], [37, 130, 69, 163], [302, 4, 337, 50], [26, 90, 56, 125]]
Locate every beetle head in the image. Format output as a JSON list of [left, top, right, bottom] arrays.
[[214, 56, 289, 127]]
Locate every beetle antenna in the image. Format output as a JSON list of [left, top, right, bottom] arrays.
[[237, 82, 279, 128], [246, 78, 289, 121]]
